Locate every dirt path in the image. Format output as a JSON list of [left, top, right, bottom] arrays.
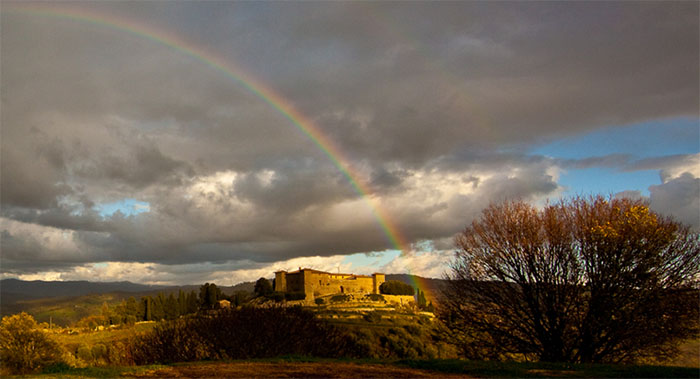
[[124, 361, 470, 378]]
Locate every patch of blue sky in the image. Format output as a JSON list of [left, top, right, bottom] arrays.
[[342, 249, 401, 271], [96, 198, 150, 217], [534, 118, 698, 197], [558, 167, 660, 197], [534, 117, 699, 160]]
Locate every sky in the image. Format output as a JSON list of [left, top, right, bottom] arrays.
[[1, 1, 698, 286]]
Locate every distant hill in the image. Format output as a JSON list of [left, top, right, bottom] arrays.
[[1, 278, 170, 299], [0, 278, 256, 325]]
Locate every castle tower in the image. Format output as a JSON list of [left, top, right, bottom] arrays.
[[274, 271, 287, 292], [372, 273, 385, 294]]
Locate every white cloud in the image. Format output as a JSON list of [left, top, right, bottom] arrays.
[[380, 250, 453, 279], [660, 153, 700, 182], [650, 172, 700, 230]]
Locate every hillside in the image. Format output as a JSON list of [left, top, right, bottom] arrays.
[[0, 278, 170, 299], [0, 275, 441, 326], [0, 279, 256, 326], [385, 274, 445, 303]]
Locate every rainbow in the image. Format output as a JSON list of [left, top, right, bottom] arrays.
[[3, 4, 436, 301]]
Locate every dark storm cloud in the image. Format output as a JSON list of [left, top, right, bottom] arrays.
[[1, 1, 697, 276], [626, 154, 699, 175], [259, 2, 698, 162], [1, 206, 105, 233], [555, 153, 698, 174], [232, 162, 357, 213], [74, 143, 193, 189], [369, 166, 409, 192]]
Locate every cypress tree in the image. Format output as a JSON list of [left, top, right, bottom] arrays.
[[177, 290, 187, 316], [165, 293, 178, 320]]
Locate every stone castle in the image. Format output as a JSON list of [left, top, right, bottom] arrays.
[[274, 268, 385, 300]]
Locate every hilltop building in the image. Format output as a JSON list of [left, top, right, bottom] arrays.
[[274, 268, 385, 300]]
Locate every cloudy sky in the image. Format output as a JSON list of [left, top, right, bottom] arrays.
[[1, 1, 698, 285]]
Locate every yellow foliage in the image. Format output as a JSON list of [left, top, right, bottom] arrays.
[[0, 312, 64, 373], [590, 204, 660, 239]]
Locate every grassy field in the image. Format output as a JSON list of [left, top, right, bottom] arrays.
[[3, 293, 131, 326], [35, 357, 700, 378], [50, 321, 156, 348], [668, 338, 700, 368]]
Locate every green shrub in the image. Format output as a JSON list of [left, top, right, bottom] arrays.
[[125, 315, 137, 326], [0, 313, 64, 374], [267, 292, 286, 302], [315, 298, 325, 305], [379, 281, 415, 295], [91, 344, 108, 362], [106, 341, 130, 366], [77, 344, 93, 362]]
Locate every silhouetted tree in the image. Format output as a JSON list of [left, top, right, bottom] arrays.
[[177, 290, 187, 316], [440, 196, 700, 363], [141, 297, 152, 321], [100, 302, 111, 322], [165, 294, 179, 320], [126, 297, 139, 319], [152, 294, 166, 321], [199, 283, 223, 309], [254, 278, 273, 297], [417, 289, 432, 311], [231, 291, 250, 306], [186, 291, 199, 314]]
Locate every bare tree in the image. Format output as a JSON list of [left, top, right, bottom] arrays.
[[439, 196, 699, 363]]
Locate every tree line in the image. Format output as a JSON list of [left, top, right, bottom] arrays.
[[77, 283, 251, 328]]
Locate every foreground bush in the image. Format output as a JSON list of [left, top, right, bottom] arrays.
[[130, 306, 356, 364], [341, 315, 458, 359], [0, 313, 64, 374]]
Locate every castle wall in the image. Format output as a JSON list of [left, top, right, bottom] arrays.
[[373, 273, 385, 294], [302, 271, 376, 298], [274, 271, 287, 292], [275, 269, 387, 300], [284, 271, 305, 293]]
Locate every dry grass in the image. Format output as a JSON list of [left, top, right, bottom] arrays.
[[665, 338, 700, 368], [123, 361, 469, 378]]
